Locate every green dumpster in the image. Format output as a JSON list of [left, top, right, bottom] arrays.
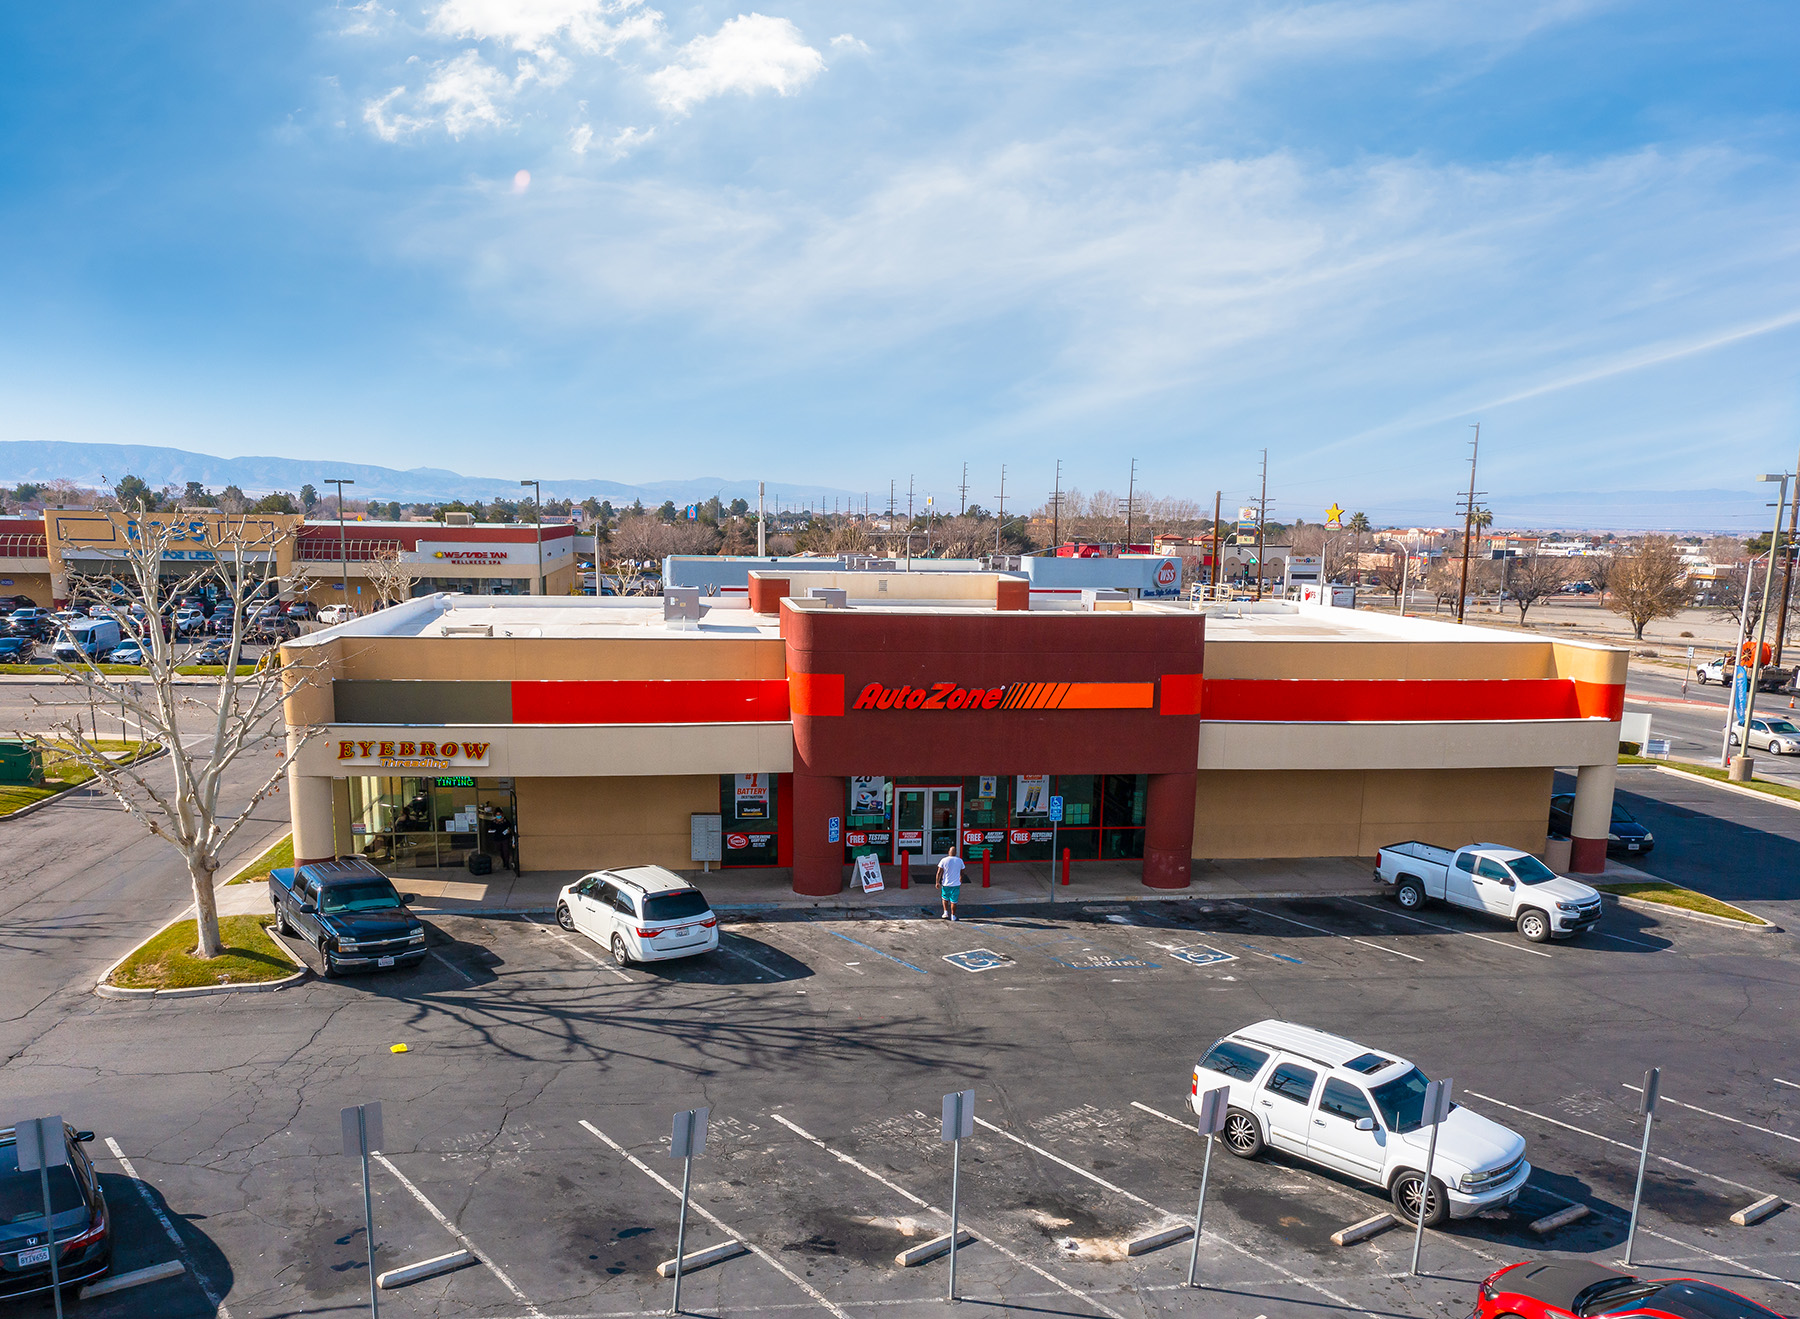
[[0, 739, 44, 786]]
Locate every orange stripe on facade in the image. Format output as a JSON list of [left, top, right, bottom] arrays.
[[1052, 682, 1154, 710], [788, 671, 845, 717]]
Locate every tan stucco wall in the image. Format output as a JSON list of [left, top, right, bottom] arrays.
[[323, 635, 785, 682], [296, 723, 794, 777], [1198, 717, 1620, 771], [1193, 766, 1554, 859], [0, 571, 52, 605], [516, 774, 721, 871], [1204, 638, 1563, 681]]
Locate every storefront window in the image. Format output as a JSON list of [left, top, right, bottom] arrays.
[[720, 773, 779, 867], [346, 775, 517, 869], [844, 776, 891, 865]]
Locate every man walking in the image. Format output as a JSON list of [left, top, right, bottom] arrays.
[[937, 844, 965, 921]]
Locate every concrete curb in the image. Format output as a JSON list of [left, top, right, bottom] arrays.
[[378, 1249, 477, 1289], [1330, 1213, 1396, 1246], [1125, 1224, 1193, 1255], [78, 1260, 185, 1298], [655, 1241, 749, 1277], [1599, 892, 1780, 935], [1529, 1204, 1590, 1234], [895, 1229, 975, 1267], [95, 922, 309, 999], [1731, 1194, 1786, 1227], [0, 746, 168, 823]]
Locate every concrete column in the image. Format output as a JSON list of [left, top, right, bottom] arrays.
[[1569, 760, 1616, 875], [1142, 770, 1197, 889], [291, 766, 337, 866], [791, 770, 844, 896]]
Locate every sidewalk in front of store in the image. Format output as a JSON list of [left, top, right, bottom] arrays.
[[393, 854, 1380, 918]]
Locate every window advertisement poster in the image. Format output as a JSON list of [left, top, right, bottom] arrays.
[[978, 775, 997, 799], [734, 773, 771, 820], [850, 776, 887, 814], [1015, 774, 1050, 817]]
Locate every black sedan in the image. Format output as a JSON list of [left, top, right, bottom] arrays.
[[0, 1123, 111, 1300], [0, 637, 33, 662], [1549, 793, 1654, 857]]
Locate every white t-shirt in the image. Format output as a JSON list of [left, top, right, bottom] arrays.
[[937, 856, 965, 888]]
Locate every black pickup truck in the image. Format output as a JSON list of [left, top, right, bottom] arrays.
[[269, 858, 426, 977]]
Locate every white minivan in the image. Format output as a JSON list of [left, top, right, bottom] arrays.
[[1192, 1020, 1528, 1227], [556, 866, 718, 966]]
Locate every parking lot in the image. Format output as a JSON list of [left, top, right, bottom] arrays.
[[11, 886, 1796, 1319]]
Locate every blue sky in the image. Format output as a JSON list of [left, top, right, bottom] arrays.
[[2, 0, 1797, 528]]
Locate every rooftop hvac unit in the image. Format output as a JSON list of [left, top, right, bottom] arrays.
[[808, 587, 848, 609], [664, 586, 702, 621]]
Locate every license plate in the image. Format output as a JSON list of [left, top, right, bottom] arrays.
[[1628, 843, 1639, 850], [378, 956, 395, 967], [17, 1246, 49, 1266]]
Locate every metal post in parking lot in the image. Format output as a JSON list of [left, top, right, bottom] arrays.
[[1187, 1086, 1229, 1287], [668, 1106, 709, 1314], [941, 1089, 974, 1302], [14, 1115, 66, 1319], [1409, 1077, 1452, 1277], [1625, 1067, 1660, 1265], [340, 1101, 383, 1319]]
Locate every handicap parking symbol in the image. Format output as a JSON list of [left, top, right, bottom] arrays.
[[943, 948, 1014, 973], [1167, 945, 1237, 968]]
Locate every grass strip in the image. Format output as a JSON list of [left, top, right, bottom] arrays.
[[0, 739, 148, 817], [107, 913, 297, 989], [1597, 880, 1767, 925], [225, 833, 293, 885], [1620, 755, 1800, 804]]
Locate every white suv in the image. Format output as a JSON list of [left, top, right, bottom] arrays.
[[556, 866, 718, 966], [1192, 1020, 1528, 1227]]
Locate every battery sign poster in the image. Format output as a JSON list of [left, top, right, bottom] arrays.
[[734, 773, 771, 820], [1015, 774, 1050, 816]]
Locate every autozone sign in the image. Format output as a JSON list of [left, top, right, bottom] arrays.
[[851, 681, 1155, 712]]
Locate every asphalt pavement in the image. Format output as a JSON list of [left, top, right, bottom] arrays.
[[5, 890, 1794, 1319], [1624, 664, 1800, 787]]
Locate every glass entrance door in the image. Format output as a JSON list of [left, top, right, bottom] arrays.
[[895, 787, 962, 866]]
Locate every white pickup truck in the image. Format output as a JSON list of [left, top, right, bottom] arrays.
[[1374, 841, 1604, 943]]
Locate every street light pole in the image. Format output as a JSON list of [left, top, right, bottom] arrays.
[[327, 478, 355, 611], [1734, 473, 1791, 780], [521, 480, 542, 595]]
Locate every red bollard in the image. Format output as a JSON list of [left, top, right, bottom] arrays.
[[982, 850, 991, 887], [1060, 847, 1071, 885], [900, 851, 910, 889]]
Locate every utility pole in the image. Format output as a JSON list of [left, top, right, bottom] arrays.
[[1210, 490, 1222, 595], [1456, 424, 1483, 624], [1051, 459, 1062, 548], [757, 481, 765, 555], [1125, 457, 1138, 547], [996, 465, 1007, 556], [1776, 441, 1800, 665], [520, 479, 542, 595], [906, 476, 914, 570], [959, 462, 969, 517], [327, 477, 355, 611], [1253, 450, 1269, 602]]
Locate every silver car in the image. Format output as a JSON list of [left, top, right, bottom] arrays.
[[1729, 716, 1800, 754]]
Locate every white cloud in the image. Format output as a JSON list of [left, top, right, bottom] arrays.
[[426, 0, 663, 54], [421, 49, 513, 136], [338, 0, 393, 38], [570, 121, 594, 153], [648, 14, 825, 114], [363, 85, 427, 140], [829, 33, 869, 55]]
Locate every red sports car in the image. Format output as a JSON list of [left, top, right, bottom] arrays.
[[1475, 1261, 1791, 1319]]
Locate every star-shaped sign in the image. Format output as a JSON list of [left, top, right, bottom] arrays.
[[1326, 503, 1344, 527]]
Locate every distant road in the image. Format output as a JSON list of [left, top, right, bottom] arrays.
[[1624, 664, 1800, 786]]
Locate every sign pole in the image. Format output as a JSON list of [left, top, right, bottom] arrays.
[[359, 1108, 379, 1319], [947, 1116, 962, 1303], [941, 1089, 974, 1304], [667, 1107, 709, 1316], [17, 1119, 66, 1319], [1625, 1067, 1660, 1266], [672, 1147, 692, 1314], [1409, 1078, 1452, 1278], [1186, 1085, 1228, 1289]]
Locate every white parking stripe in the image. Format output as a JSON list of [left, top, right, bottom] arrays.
[[580, 1119, 850, 1319], [532, 916, 632, 982], [1131, 1100, 1190, 1128], [1590, 931, 1663, 950], [1240, 905, 1424, 962], [104, 1138, 233, 1319], [1347, 898, 1554, 957], [971, 1116, 1371, 1314], [718, 934, 787, 981], [371, 1151, 542, 1316], [1621, 1084, 1800, 1146], [1461, 1090, 1764, 1195], [427, 948, 475, 983], [1778, 1078, 1800, 1090], [767, 1112, 1125, 1319]]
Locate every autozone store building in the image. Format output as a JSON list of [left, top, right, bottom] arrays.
[[280, 575, 1627, 891]]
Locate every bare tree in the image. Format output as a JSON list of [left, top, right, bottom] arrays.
[[1506, 554, 1572, 623], [1583, 555, 1611, 602], [363, 547, 421, 608], [1371, 547, 1407, 604], [17, 515, 327, 957], [1607, 535, 1690, 640]]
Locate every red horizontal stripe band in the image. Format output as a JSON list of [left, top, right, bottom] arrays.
[[1201, 678, 1622, 723], [511, 680, 790, 724]]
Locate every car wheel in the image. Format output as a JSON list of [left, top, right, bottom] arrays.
[[1696, 673, 1708, 685], [1391, 1170, 1449, 1228], [319, 952, 337, 978], [276, 905, 293, 937], [1221, 1108, 1264, 1159], [611, 933, 633, 967], [1395, 879, 1425, 910], [556, 904, 576, 931], [1517, 909, 1551, 943]]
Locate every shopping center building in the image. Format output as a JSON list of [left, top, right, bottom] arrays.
[[279, 569, 1628, 891]]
